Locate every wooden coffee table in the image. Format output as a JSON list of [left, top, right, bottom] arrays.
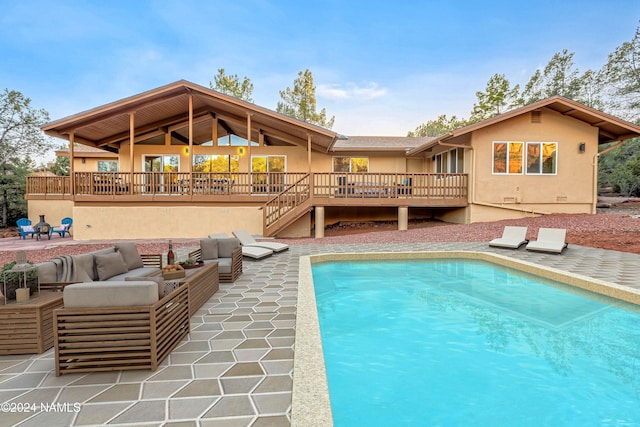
[[0, 292, 64, 355]]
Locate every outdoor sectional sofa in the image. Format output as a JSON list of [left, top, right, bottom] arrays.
[[50, 254, 220, 376], [36, 242, 163, 288]]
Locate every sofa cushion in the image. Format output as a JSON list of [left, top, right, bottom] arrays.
[[126, 275, 165, 299], [95, 252, 128, 281], [200, 239, 218, 260], [108, 266, 161, 281], [115, 242, 144, 270], [89, 248, 117, 280], [36, 261, 59, 283], [218, 237, 240, 258], [63, 281, 159, 308]]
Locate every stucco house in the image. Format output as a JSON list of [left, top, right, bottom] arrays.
[[26, 80, 640, 239]]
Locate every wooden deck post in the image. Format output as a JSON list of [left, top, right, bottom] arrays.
[[398, 206, 408, 231], [315, 206, 325, 238]]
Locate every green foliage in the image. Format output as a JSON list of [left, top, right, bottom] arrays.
[[470, 73, 520, 122], [0, 89, 51, 227], [407, 114, 469, 137], [276, 69, 335, 129], [603, 25, 640, 121], [50, 152, 70, 176], [0, 156, 30, 227], [599, 138, 640, 196], [516, 49, 582, 105], [210, 68, 254, 102]]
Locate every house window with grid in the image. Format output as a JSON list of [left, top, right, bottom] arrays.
[[526, 142, 557, 174], [435, 148, 464, 173], [332, 157, 369, 173], [493, 141, 523, 174]]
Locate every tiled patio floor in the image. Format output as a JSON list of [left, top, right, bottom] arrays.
[[1, 242, 640, 426]]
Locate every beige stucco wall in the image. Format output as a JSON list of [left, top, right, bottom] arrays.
[[70, 205, 263, 240], [470, 108, 598, 211], [27, 200, 74, 228]]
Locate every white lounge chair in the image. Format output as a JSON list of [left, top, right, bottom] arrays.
[[526, 228, 568, 254], [488, 226, 529, 249], [232, 230, 289, 253], [208, 233, 272, 259]]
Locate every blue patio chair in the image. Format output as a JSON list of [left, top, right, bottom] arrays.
[[17, 218, 36, 240], [50, 217, 73, 238]]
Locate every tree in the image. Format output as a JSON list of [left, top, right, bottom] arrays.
[[470, 73, 520, 122], [516, 49, 581, 105], [574, 68, 607, 110], [0, 156, 31, 227], [603, 23, 640, 121], [50, 153, 70, 176], [276, 69, 335, 129], [210, 68, 254, 102], [408, 114, 469, 137], [0, 89, 52, 227]]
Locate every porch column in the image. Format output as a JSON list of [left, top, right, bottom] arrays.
[[211, 116, 218, 146], [129, 112, 135, 194], [307, 134, 312, 173], [69, 132, 75, 195], [398, 206, 408, 231], [246, 113, 252, 173], [188, 94, 193, 173], [315, 206, 325, 238]]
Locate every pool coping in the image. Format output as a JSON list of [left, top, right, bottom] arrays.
[[291, 250, 640, 425]]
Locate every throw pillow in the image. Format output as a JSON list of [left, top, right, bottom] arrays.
[[200, 238, 218, 260], [95, 251, 128, 281], [21, 225, 34, 233], [218, 237, 240, 258], [115, 242, 144, 270]]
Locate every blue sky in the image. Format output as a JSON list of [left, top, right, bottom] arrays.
[[1, 0, 639, 145]]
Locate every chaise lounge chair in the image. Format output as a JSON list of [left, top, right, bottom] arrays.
[[525, 228, 569, 254], [232, 230, 289, 253], [488, 226, 529, 249], [209, 233, 272, 259]]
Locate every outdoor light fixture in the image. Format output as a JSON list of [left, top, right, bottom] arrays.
[[579, 142, 586, 153]]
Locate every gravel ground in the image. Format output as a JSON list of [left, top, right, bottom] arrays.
[[2, 200, 640, 265]]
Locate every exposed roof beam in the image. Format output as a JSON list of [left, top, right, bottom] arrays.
[[217, 118, 235, 135], [96, 109, 213, 146], [171, 131, 190, 145]]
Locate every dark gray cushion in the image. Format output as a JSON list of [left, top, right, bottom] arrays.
[[200, 239, 218, 260], [115, 242, 144, 270], [218, 237, 240, 258], [95, 251, 128, 281]]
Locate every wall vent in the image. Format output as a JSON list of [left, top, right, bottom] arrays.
[[503, 196, 519, 204], [556, 195, 568, 202], [531, 110, 542, 123]]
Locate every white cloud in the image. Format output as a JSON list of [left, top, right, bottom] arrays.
[[317, 82, 387, 101]]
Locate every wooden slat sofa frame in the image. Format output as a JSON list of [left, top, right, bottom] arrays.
[[187, 246, 243, 283]]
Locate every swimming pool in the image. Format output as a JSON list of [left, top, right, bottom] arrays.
[[306, 255, 640, 426]]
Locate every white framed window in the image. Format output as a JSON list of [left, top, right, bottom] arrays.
[[193, 154, 239, 172], [435, 148, 464, 173], [332, 157, 369, 172], [492, 141, 524, 174], [97, 160, 118, 172], [526, 142, 557, 175]]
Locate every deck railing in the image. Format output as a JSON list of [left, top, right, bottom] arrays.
[[27, 172, 468, 200]]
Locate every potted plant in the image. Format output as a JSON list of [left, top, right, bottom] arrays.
[[2, 261, 38, 300]]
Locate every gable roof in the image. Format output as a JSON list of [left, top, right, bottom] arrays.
[[332, 136, 433, 153], [42, 80, 339, 153], [408, 96, 640, 156], [55, 144, 118, 158]]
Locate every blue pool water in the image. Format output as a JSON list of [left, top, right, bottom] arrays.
[[312, 259, 640, 427]]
